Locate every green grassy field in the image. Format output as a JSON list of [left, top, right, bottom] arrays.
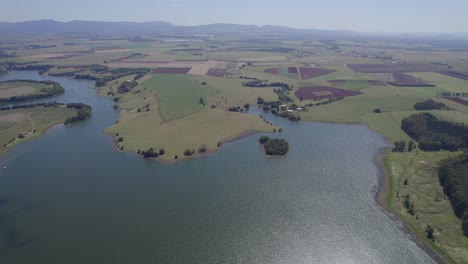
[[0, 106, 78, 156], [0, 81, 46, 98], [142, 74, 212, 120], [4, 32, 468, 262], [385, 151, 468, 264]]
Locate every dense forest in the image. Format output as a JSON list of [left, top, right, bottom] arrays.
[[438, 152, 468, 236], [401, 113, 468, 151], [0, 80, 65, 104], [414, 99, 448, 110]]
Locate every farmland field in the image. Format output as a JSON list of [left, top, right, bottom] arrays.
[[0, 106, 78, 156], [0, 82, 40, 98], [3, 29, 468, 263], [387, 72, 434, 86], [347, 63, 442, 73], [151, 67, 192, 74], [298, 67, 336, 80], [142, 74, 210, 120], [295, 86, 362, 100], [444, 97, 468, 106]]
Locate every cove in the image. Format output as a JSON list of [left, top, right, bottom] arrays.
[[0, 71, 439, 263]]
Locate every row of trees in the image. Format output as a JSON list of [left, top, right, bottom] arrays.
[[0, 101, 62, 111], [401, 113, 468, 151], [438, 92, 468, 97], [242, 80, 292, 91], [438, 151, 468, 236], [4, 63, 54, 74], [393, 140, 416, 152], [118, 80, 138, 94], [95, 68, 150, 87]]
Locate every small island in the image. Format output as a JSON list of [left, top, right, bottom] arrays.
[[258, 136, 289, 156]]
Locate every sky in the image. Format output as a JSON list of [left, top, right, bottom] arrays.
[[1, 0, 467, 33]]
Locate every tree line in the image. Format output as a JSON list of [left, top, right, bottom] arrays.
[[401, 113, 468, 151], [64, 103, 92, 125], [95, 68, 150, 87], [438, 151, 468, 237], [414, 99, 449, 111], [0, 80, 65, 104], [0, 101, 63, 111]]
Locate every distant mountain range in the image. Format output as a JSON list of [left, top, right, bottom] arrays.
[[0, 20, 467, 40]]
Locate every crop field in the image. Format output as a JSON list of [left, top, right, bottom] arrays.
[[0, 82, 43, 98], [444, 97, 468, 106], [437, 71, 468, 81], [288, 67, 298, 74], [206, 68, 225, 77], [295, 86, 363, 100], [151, 67, 192, 74], [388, 72, 435, 87], [328, 80, 386, 90], [264, 68, 280, 75], [142, 74, 210, 120], [298, 67, 336, 80], [0, 106, 77, 155], [347, 63, 442, 73]]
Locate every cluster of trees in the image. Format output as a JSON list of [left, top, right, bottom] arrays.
[[0, 50, 16, 59], [118, 80, 138, 94], [242, 80, 291, 91], [403, 194, 415, 215], [438, 151, 468, 236], [90, 64, 109, 73], [315, 97, 344, 106], [0, 80, 65, 103], [4, 63, 54, 74], [184, 149, 195, 156], [0, 69, 7, 75], [401, 113, 468, 151], [95, 68, 149, 87], [439, 92, 468, 97], [258, 136, 289, 156], [414, 99, 449, 110], [139, 148, 165, 158], [0, 101, 62, 111], [393, 140, 416, 152], [64, 103, 92, 125], [257, 97, 302, 122]]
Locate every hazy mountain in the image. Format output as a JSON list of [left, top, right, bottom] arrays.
[[0, 20, 466, 41]]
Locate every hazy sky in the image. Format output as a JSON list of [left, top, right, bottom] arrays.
[[2, 0, 467, 33]]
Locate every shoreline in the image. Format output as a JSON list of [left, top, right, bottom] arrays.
[[351, 121, 450, 264], [106, 129, 267, 164], [104, 98, 453, 263], [0, 119, 66, 158]]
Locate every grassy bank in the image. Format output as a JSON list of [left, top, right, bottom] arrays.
[[98, 73, 279, 161], [0, 106, 78, 156]]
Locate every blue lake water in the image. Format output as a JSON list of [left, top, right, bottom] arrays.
[[0, 71, 439, 263]]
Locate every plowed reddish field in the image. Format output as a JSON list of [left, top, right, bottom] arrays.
[[295, 86, 363, 100]]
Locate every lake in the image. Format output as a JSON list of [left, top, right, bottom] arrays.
[[0, 71, 438, 263]]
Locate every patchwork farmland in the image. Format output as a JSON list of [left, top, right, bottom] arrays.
[[298, 67, 336, 80], [387, 72, 435, 86], [295, 86, 363, 100]]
